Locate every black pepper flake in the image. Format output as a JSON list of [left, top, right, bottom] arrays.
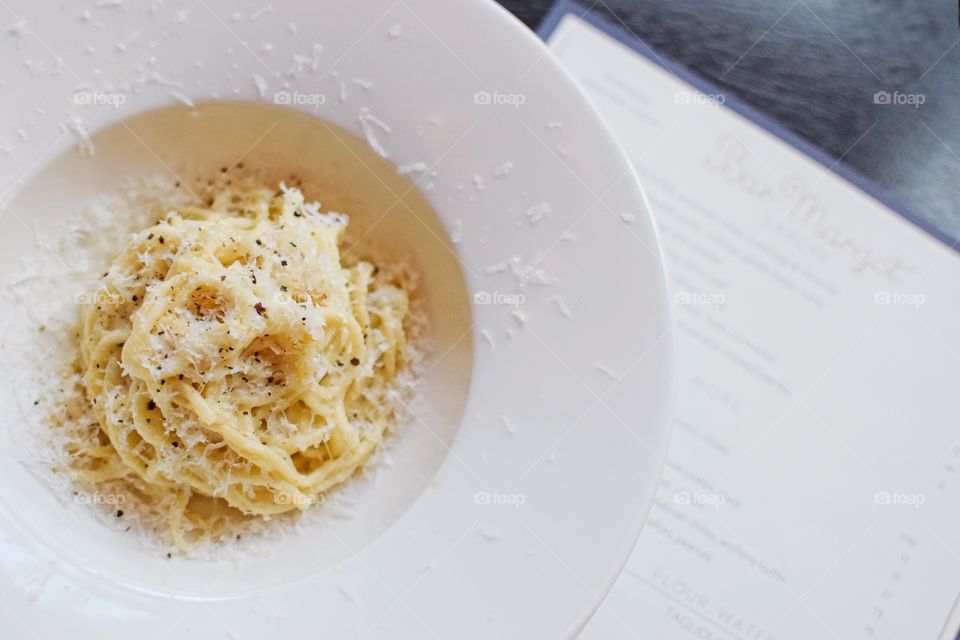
[[147, 233, 154, 240], [172, 442, 178, 448], [336, 360, 343, 367], [254, 302, 267, 316], [255, 239, 263, 246], [116, 510, 124, 518], [220, 166, 228, 173], [178, 374, 184, 381], [281, 260, 288, 266], [166, 552, 172, 559], [350, 357, 360, 366], [158, 236, 165, 244], [147, 400, 156, 410], [132, 295, 138, 301]]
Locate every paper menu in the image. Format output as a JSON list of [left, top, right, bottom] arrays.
[[543, 11, 960, 640]]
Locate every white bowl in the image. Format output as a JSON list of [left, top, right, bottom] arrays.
[[0, 0, 673, 637]]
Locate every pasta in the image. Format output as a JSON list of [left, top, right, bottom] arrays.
[[63, 182, 410, 551]]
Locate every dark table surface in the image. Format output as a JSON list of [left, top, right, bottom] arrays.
[[498, 0, 960, 244]]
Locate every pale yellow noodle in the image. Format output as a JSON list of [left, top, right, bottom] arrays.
[[66, 183, 408, 551]]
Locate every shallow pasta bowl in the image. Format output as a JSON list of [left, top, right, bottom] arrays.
[[0, 0, 673, 637]]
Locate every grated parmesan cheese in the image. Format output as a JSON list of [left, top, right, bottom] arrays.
[[62, 115, 95, 157], [524, 202, 551, 226], [594, 364, 623, 381], [548, 295, 573, 319], [357, 108, 391, 158], [253, 74, 268, 98], [493, 162, 513, 178]]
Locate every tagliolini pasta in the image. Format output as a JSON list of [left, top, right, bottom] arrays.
[[63, 182, 409, 551]]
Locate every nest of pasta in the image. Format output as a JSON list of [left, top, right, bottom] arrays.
[[60, 182, 409, 551]]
